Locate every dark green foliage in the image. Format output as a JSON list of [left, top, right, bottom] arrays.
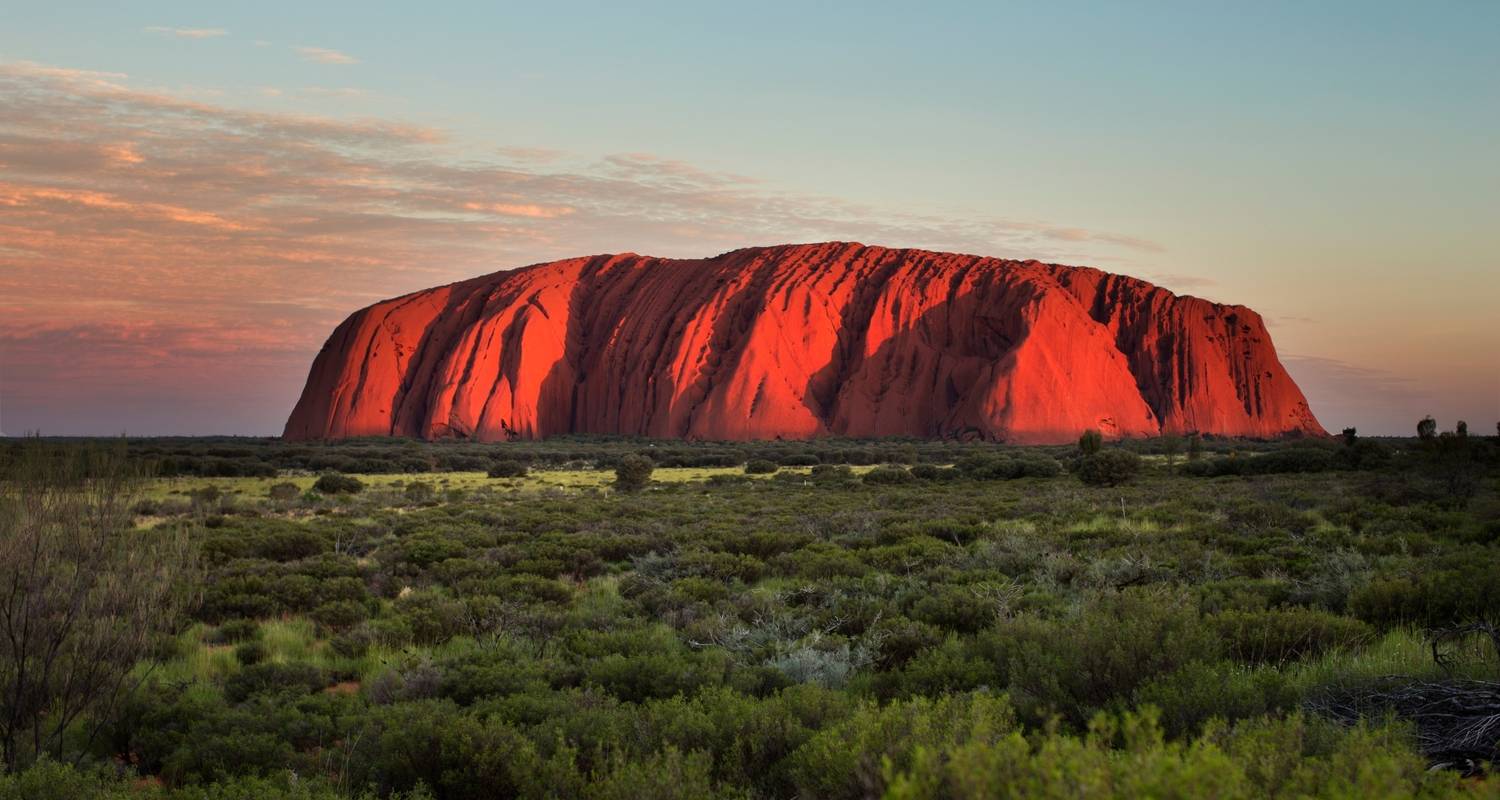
[[786, 692, 1016, 800], [212, 619, 259, 644], [862, 465, 914, 484], [310, 599, 367, 631], [1349, 557, 1500, 628], [488, 460, 528, 478], [312, 472, 363, 495], [744, 459, 779, 475], [1184, 447, 1337, 477], [403, 480, 435, 503], [1210, 608, 1371, 665], [222, 662, 326, 702], [232, 640, 268, 666], [908, 464, 953, 481], [614, 454, 654, 491], [266, 482, 300, 502], [1076, 449, 1141, 486], [1078, 429, 1103, 455], [988, 588, 1222, 725], [956, 454, 1063, 480], [810, 464, 855, 485]]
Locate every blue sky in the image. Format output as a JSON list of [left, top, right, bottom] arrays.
[[1, 2, 1496, 435]]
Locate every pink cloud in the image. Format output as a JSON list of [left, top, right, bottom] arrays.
[[144, 26, 228, 39], [0, 59, 1164, 434], [296, 46, 359, 65]]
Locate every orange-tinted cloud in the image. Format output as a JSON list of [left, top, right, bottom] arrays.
[[296, 46, 359, 65], [144, 26, 228, 39], [0, 59, 1168, 435]]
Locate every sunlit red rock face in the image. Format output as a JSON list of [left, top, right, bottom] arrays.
[[284, 243, 1324, 444]]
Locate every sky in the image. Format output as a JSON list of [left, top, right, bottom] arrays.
[[1, 1, 1496, 437]]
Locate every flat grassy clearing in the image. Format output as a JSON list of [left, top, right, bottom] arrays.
[[140, 464, 886, 502]]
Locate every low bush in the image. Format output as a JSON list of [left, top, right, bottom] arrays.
[[863, 466, 915, 485], [1077, 450, 1141, 487], [1210, 607, 1371, 665], [312, 472, 363, 495], [615, 455, 655, 491], [233, 640, 268, 666], [488, 460, 528, 479]]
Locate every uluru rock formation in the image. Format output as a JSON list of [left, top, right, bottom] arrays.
[[284, 243, 1324, 444]]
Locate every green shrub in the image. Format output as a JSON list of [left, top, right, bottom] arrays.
[[880, 709, 1455, 799], [863, 465, 915, 485], [404, 480, 436, 502], [214, 619, 260, 644], [310, 600, 367, 632], [744, 459, 779, 475], [1210, 607, 1371, 665], [394, 589, 468, 645], [234, 640, 268, 666], [1135, 659, 1299, 737], [330, 627, 373, 659], [909, 464, 951, 481], [787, 692, 1016, 800], [987, 588, 1221, 725], [1079, 429, 1103, 455], [1350, 558, 1500, 628], [0, 759, 153, 800], [312, 472, 363, 495], [615, 455, 655, 492], [810, 464, 855, 484], [1077, 449, 1141, 487], [267, 482, 300, 502], [223, 662, 325, 701], [488, 460, 528, 479], [583, 746, 733, 800]]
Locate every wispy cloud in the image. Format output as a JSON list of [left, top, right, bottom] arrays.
[[296, 46, 359, 65], [0, 59, 1164, 434], [144, 26, 227, 39], [1146, 272, 1217, 292]]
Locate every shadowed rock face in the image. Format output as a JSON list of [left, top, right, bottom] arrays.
[[284, 242, 1324, 444]]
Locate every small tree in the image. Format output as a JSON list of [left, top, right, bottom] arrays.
[[1078, 429, 1104, 455], [0, 441, 200, 769], [1455, 420, 1468, 438], [615, 455, 655, 492], [1077, 449, 1142, 487], [1186, 433, 1203, 461], [1160, 435, 1182, 469], [267, 481, 300, 502], [1417, 416, 1437, 441], [1341, 427, 1358, 447]]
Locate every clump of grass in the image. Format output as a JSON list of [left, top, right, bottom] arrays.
[[1290, 628, 1497, 695]]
